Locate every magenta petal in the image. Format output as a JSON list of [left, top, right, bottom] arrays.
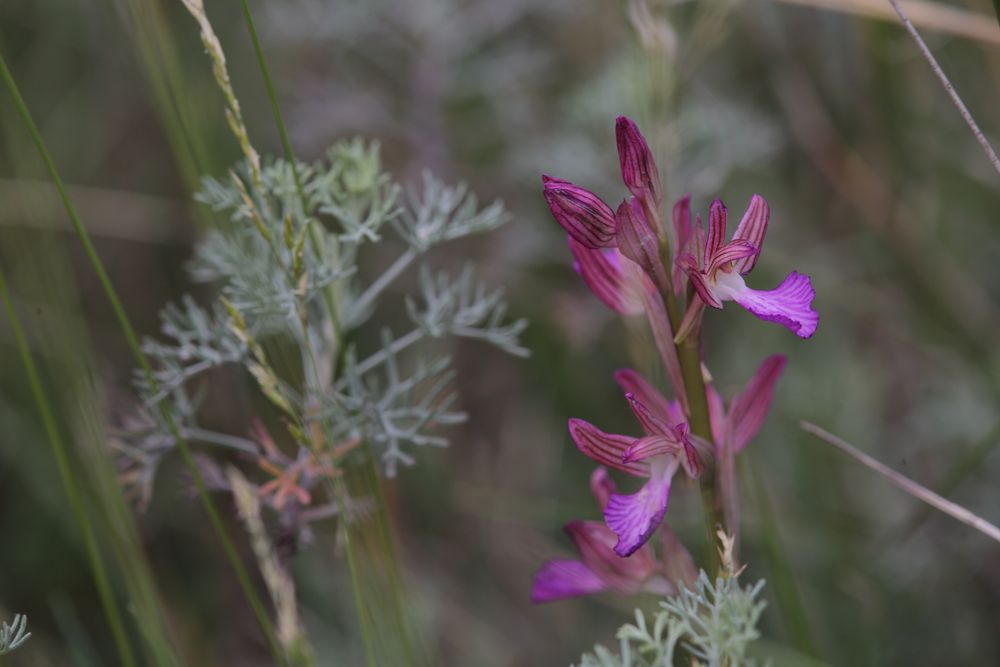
[[621, 434, 682, 464], [543, 176, 617, 248], [590, 467, 617, 510], [614, 369, 673, 418], [705, 199, 728, 262], [672, 194, 693, 255], [624, 393, 674, 437], [531, 559, 606, 603], [565, 521, 655, 590], [732, 271, 818, 338], [615, 116, 662, 207], [568, 418, 648, 476], [604, 468, 674, 557], [676, 254, 723, 309], [568, 238, 643, 315], [730, 194, 770, 275], [706, 384, 727, 445], [727, 355, 786, 452], [616, 198, 668, 291], [706, 240, 757, 277]]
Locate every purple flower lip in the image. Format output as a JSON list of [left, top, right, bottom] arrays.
[[676, 194, 819, 338]]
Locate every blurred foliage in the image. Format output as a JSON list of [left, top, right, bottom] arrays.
[[3, 0, 1000, 665]]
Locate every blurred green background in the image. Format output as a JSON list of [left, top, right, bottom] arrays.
[[2, 0, 1000, 664]]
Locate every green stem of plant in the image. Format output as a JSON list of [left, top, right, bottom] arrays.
[[362, 450, 420, 665], [0, 267, 136, 666], [0, 49, 288, 667], [335, 478, 379, 667], [659, 243, 724, 572]]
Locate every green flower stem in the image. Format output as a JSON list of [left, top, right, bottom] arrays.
[[0, 267, 136, 667], [0, 49, 289, 667], [659, 243, 724, 572]]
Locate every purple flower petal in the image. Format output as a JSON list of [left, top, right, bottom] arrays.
[[531, 559, 606, 603], [676, 253, 723, 309], [590, 467, 617, 510], [672, 194, 693, 256], [729, 271, 819, 338], [621, 434, 683, 464], [710, 269, 817, 337], [568, 418, 648, 476], [568, 238, 643, 315], [672, 194, 694, 292], [730, 194, 770, 275], [727, 355, 786, 452], [613, 369, 673, 420], [565, 520, 656, 590], [543, 175, 617, 248], [616, 198, 668, 291], [705, 199, 728, 263], [604, 460, 677, 556], [624, 392, 675, 437], [706, 383, 727, 445], [615, 116, 662, 207], [705, 240, 757, 277]]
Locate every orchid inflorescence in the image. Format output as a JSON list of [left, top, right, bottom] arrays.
[[534, 116, 817, 604]]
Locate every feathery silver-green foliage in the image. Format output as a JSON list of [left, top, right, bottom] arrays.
[[576, 571, 768, 667], [116, 139, 525, 508], [0, 613, 30, 655]]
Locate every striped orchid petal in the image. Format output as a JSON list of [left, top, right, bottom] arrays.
[[543, 175, 617, 248], [615, 116, 662, 208], [624, 392, 675, 437], [620, 434, 684, 464], [613, 369, 674, 421], [568, 418, 648, 476], [616, 198, 668, 291], [677, 253, 723, 308], [730, 194, 769, 274], [704, 199, 728, 262], [706, 239, 757, 277]]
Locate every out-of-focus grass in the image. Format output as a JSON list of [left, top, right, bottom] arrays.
[[2, 0, 1000, 664]]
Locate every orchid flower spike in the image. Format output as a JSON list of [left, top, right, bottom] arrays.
[[676, 196, 819, 338], [531, 468, 693, 602], [568, 377, 703, 557]]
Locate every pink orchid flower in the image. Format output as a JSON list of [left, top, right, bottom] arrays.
[[676, 197, 819, 338], [531, 468, 695, 602], [568, 387, 702, 557]]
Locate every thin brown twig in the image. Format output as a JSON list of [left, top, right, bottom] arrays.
[[801, 421, 1000, 545], [887, 0, 1000, 178], [777, 0, 1000, 46]]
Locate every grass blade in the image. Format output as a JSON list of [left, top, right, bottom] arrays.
[[0, 46, 288, 667], [0, 264, 136, 667]]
